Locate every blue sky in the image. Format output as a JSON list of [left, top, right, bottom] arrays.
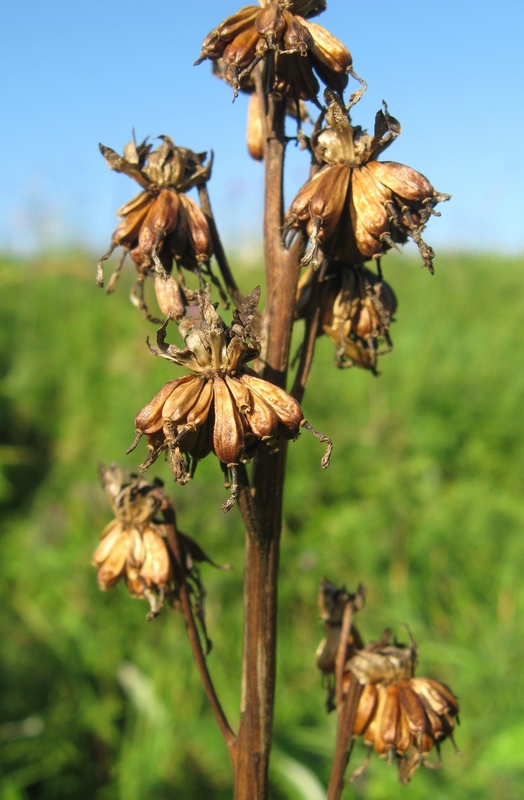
[[2, 0, 523, 257]]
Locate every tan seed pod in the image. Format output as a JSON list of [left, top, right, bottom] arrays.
[[367, 160, 435, 203], [396, 680, 429, 737], [140, 526, 172, 588], [247, 92, 264, 161], [380, 683, 401, 748], [410, 677, 456, 716], [240, 373, 303, 432], [185, 378, 214, 427], [225, 375, 252, 415], [222, 26, 260, 72], [135, 376, 195, 435], [212, 376, 245, 464], [116, 190, 152, 219], [255, 3, 286, 45], [308, 164, 352, 240], [179, 194, 213, 262], [281, 10, 313, 54], [154, 274, 187, 319], [111, 196, 153, 249], [162, 375, 205, 424], [351, 167, 391, 238], [352, 682, 378, 737], [215, 5, 259, 42], [395, 704, 414, 754], [243, 387, 279, 439], [301, 18, 352, 74]]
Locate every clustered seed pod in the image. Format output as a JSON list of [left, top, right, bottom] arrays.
[[128, 289, 332, 511], [92, 464, 219, 622], [284, 90, 450, 273], [315, 581, 460, 783], [296, 264, 397, 373], [97, 136, 214, 321], [344, 631, 460, 783], [196, 0, 356, 100]]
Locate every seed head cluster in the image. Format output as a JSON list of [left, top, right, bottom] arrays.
[[296, 264, 397, 373], [316, 580, 460, 783], [97, 136, 214, 321], [284, 91, 449, 273], [196, 0, 356, 100], [129, 289, 332, 510], [92, 464, 216, 621]]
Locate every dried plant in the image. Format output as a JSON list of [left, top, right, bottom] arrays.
[[92, 2, 458, 796]]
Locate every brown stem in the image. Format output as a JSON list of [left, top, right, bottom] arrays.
[[231, 80, 302, 799], [198, 184, 244, 309], [327, 673, 363, 800], [164, 515, 236, 751]]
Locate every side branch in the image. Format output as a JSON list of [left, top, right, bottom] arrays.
[[163, 510, 236, 751]]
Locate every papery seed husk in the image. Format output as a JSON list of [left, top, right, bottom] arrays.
[[92, 521, 124, 565], [243, 387, 279, 439], [112, 200, 153, 249], [154, 274, 187, 319], [351, 167, 391, 238], [127, 525, 147, 568], [423, 678, 459, 714], [190, 410, 215, 461], [255, 3, 286, 43], [363, 684, 388, 755], [396, 706, 414, 753], [216, 6, 259, 42], [225, 375, 251, 415], [138, 189, 179, 261], [397, 680, 429, 736], [240, 373, 303, 431], [282, 10, 313, 53], [213, 376, 245, 464], [162, 375, 204, 424], [135, 376, 195, 435], [410, 677, 455, 716], [380, 683, 401, 747], [301, 18, 352, 74], [366, 161, 435, 202], [95, 530, 129, 588], [247, 93, 264, 160], [353, 682, 378, 737], [116, 190, 153, 219], [309, 164, 351, 239], [223, 26, 260, 71], [141, 527, 172, 586], [179, 194, 213, 262], [185, 378, 214, 426], [285, 167, 326, 226]]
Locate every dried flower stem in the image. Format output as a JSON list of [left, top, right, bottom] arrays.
[[327, 673, 363, 800], [198, 183, 245, 310], [163, 510, 236, 751], [231, 78, 303, 799]]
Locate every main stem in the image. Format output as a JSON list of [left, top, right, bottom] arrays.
[[231, 89, 302, 799]]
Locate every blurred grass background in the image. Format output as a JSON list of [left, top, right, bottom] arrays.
[[1, 250, 523, 799]]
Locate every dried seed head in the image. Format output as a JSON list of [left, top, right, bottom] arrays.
[[93, 464, 221, 624], [341, 629, 460, 783], [129, 290, 332, 509], [197, 1, 354, 100], [284, 91, 449, 271], [97, 136, 215, 320]]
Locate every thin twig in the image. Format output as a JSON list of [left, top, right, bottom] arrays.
[[198, 184, 244, 310], [162, 504, 236, 750]]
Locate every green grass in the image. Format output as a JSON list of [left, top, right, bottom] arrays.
[[0, 250, 523, 799]]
